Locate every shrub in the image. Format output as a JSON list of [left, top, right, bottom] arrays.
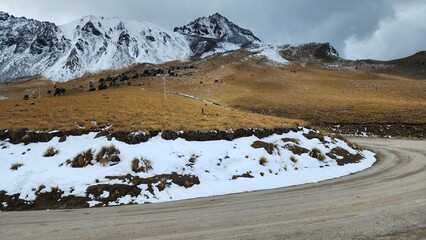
[[10, 163, 23, 170], [310, 148, 326, 161], [50, 186, 60, 193], [43, 146, 59, 157], [156, 178, 170, 191], [131, 157, 153, 173], [290, 156, 298, 163], [67, 149, 94, 168], [259, 156, 268, 166], [189, 154, 198, 164], [34, 184, 47, 195], [131, 158, 139, 172], [96, 145, 120, 166]]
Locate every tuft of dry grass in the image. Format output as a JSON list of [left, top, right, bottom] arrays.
[[156, 178, 170, 191], [67, 149, 94, 168], [309, 148, 326, 161], [10, 163, 23, 171], [50, 186, 60, 193], [259, 156, 268, 166], [131, 157, 153, 173], [36, 184, 46, 194], [96, 145, 120, 166], [290, 156, 298, 163], [43, 146, 59, 157], [189, 154, 198, 164]]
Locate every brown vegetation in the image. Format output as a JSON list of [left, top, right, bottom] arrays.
[[309, 148, 326, 161], [10, 163, 23, 170], [259, 156, 268, 166], [96, 145, 120, 166], [0, 49, 424, 135], [67, 149, 94, 168], [131, 157, 153, 173], [43, 146, 59, 157]]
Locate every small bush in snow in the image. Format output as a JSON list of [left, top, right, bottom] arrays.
[[131, 157, 153, 173], [290, 156, 298, 163], [10, 163, 23, 171], [310, 148, 326, 161], [259, 156, 268, 166], [35, 184, 46, 195], [96, 145, 120, 166], [189, 154, 198, 164], [157, 178, 170, 191], [67, 149, 94, 168], [43, 146, 59, 157], [50, 186, 60, 193]]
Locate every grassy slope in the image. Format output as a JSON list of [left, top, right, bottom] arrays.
[[0, 51, 425, 131], [170, 52, 426, 125], [0, 86, 299, 131]]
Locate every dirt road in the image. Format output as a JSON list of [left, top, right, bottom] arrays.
[[1, 138, 425, 240]]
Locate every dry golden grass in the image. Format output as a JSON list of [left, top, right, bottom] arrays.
[[0, 85, 298, 131], [1, 50, 424, 132], [169, 52, 426, 124]]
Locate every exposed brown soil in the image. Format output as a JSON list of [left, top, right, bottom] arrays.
[[326, 147, 364, 166], [0, 190, 89, 211], [106, 172, 200, 195], [0, 172, 200, 211], [232, 172, 254, 180], [284, 144, 310, 155], [251, 141, 276, 154], [0, 127, 300, 145], [320, 123, 426, 139], [282, 138, 300, 144]]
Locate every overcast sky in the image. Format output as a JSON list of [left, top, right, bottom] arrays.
[[1, 0, 425, 60]]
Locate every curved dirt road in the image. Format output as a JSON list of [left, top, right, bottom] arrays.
[[1, 138, 425, 240]]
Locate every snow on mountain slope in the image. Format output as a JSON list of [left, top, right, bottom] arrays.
[[0, 12, 191, 82], [250, 44, 289, 65], [0, 11, 342, 82], [47, 16, 191, 80], [174, 13, 260, 46]]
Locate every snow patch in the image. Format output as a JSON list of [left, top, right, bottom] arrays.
[[250, 44, 289, 64], [0, 128, 376, 208]]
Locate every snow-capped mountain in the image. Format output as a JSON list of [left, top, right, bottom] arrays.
[[174, 13, 260, 58], [174, 13, 260, 45], [0, 11, 341, 82], [0, 12, 190, 82]]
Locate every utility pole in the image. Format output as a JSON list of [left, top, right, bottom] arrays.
[[163, 77, 167, 101], [38, 78, 41, 98]]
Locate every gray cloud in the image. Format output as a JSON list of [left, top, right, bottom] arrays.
[[0, 0, 424, 60]]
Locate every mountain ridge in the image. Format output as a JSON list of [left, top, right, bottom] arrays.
[[4, 11, 409, 83]]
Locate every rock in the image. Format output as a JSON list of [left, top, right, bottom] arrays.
[[58, 135, 67, 142]]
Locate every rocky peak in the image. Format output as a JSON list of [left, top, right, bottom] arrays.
[[174, 13, 260, 45]]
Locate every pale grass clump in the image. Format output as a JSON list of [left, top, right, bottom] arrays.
[[259, 156, 268, 166], [131, 157, 153, 173], [43, 146, 59, 157], [96, 145, 120, 166], [66, 149, 94, 168], [10, 163, 23, 171], [309, 148, 326, 161], [290, 156, 298, 163]]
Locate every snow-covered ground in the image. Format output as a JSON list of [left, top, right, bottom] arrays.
[[250, 44, 289, 65], [0, 128, 375, 209]]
